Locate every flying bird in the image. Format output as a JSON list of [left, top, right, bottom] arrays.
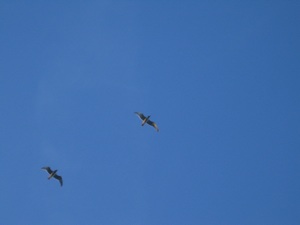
[[135, 112, 159, 132], [41, 166, 63, 187]]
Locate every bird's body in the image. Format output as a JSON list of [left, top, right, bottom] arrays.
[[135, 112, 159, 132], [42, 167, 63, 187], [142, 115, 150, 126], [48, 169, 58, 179]]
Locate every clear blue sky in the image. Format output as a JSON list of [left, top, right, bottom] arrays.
[[0, 1, 299, 225]]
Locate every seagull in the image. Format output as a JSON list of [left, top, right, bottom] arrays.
[[41, 166, 63, 187], [134, 112, 159, 132]]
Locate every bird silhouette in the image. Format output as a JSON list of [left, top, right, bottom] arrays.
[[135, 112, 159, 132], [41, 167, 63, 187]]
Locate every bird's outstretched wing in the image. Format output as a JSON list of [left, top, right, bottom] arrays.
[[135, 112, 146, 120], [54, 174, 63, 187], [147, 120, 159, 132], [41, 167, 53, 174]]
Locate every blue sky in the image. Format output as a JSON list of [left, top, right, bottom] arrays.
[[0, 1, 299, 224]]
